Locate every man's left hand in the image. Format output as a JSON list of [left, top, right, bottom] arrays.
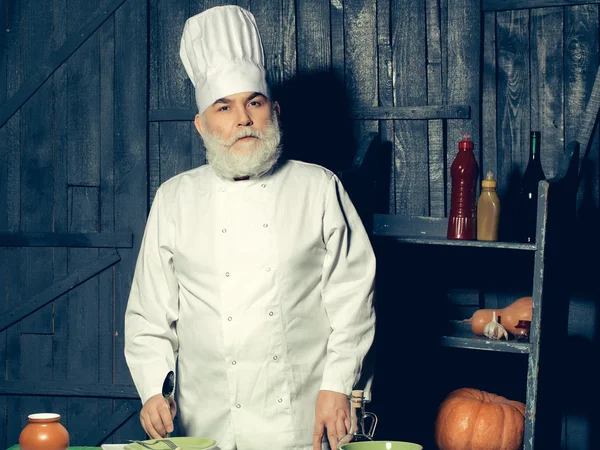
[[313, 390, 350, 450]]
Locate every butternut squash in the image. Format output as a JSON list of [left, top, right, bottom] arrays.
[[464, 296, 532, 335]]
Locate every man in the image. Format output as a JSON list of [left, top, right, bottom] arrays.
[[124, 6, 375, 450]]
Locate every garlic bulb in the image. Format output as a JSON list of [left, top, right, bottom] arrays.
[[483, 311, 508, 340]]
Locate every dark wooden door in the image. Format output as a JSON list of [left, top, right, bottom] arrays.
[[0, 0, 148, 445]]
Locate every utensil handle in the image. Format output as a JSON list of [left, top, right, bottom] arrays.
[[363, 412, 378, 438]]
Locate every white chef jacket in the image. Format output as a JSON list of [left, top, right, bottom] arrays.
[[124, 159, 376, 450]]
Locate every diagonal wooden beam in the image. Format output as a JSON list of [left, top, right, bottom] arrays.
[[79, 402, 140, 446], [0, 0, 128, 128], [0, 249, 120, 332], [576, 64, 600, 182]]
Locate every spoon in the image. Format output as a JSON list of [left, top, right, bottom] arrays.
[[162, 370, 175, 400], [162, 371, 175, 437]]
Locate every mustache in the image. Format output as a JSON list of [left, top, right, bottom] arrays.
[[224, 128, 264, 146]]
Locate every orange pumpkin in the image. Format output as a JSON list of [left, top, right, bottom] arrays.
[[435, 388, 526, 450], [465, 296, 532, 335]]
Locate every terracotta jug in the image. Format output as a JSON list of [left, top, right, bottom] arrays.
[[19, 413, 69, 450]]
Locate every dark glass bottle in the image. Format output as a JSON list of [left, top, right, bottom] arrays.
[[514, 132, 545, 243]]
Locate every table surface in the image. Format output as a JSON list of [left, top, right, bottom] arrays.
[[8, 446, 99, 450]]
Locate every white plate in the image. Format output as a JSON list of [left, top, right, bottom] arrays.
[[101, 445, 127, 450], [101, 443, 219, 450]]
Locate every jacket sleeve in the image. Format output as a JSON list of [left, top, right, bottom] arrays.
[[124, 187, 180, 404], [319, 174, 376, 399]]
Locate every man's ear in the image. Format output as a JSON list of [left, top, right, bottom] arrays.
[[194, 114, 203, 136], [273, 101, 281, 117]]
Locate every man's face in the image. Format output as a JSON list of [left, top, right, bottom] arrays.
[[194, 91, 282, 180], [196, 91, 276, 151]]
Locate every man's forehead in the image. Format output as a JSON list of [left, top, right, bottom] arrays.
[[212, 92, 267, 104]]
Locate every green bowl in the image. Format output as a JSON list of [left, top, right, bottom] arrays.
[[339, 442, 423, 450]]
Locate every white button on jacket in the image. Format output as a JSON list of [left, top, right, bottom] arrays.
[[125, 160, 376, 450]]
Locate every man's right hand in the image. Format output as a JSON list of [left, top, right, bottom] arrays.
[[140, 393, 177, 439]]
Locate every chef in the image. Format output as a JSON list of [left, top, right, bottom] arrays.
[[124, 5, 376, 450]]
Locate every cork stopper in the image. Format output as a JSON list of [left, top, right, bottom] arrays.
[[459, 132, 473, 150], [481, 171, 497, 188], [351, 390, 364, 408]]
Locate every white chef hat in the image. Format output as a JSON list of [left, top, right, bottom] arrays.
[[180, 5, 270, 114]]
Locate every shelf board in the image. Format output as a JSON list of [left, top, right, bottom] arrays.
[[373, 214, 537, 251], [440, 320, 531, 354], [376, 235, 537, 251]]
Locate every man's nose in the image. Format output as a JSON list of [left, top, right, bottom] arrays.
[[237, 108, 253, 127]]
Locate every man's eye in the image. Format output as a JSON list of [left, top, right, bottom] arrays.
[[249, 101, 261, 107], [218, 105, 229, 112]]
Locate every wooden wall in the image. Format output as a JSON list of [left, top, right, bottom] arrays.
[[0, 0, 148, 445], [1, 0, 599, 448]]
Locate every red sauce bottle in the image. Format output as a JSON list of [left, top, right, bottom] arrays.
[[447, 133, 478, 240]]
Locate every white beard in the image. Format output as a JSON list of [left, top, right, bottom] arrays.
[[202, 110, 282, 180]]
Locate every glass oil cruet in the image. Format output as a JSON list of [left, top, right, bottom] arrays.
[[336, 389, 378, 448]]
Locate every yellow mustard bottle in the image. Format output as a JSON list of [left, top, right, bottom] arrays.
[[477, 171, 500, 241]]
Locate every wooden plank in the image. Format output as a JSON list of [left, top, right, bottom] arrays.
[[51, 0, 69, 428], [20, 335, 53, 431], [530, 7, 564, 178], [156, 0, 192, 183], [149, 123, 161, 208], [148, 0, 161, 208], [281, 0, 297, 85], [157, 0, 190, 111], [0, 382, 139, 398], [160, 123, 193, 184], [374, 213, 448, 238], [446, 0, 482, 216], [0, 249, 120, 332], [68, 0, 101, 187], [0, 232, 133, 248], [376, 0, 395, 213], [373, 214, 539, 252], [331, 0, 345, 85], [483, 0, 600, 11], [564, 5, 598, 211], [377, 42, 395, 214], [345, 0, 378, 204], [523, 181, 551, 450], [392, 0, 428, 215], [20, 0, 54, 335], [147, 105, 471, 122], [352, 105, 470, 120], [426, 0, 445, 217], [0, 0, 21, 445], [296, 0, 330, 74], [481, 11, 502, 320], [0, 0, 128, 129], [79, 402, 140, 446], [0, 266, 5, 450], [482, 12, 498, 189], [67, 187, 100, 444], [99, 3, 117, 439], [113, 0, 148, 441], [5, 246, 21, 447], [576, 63, 600, 168], [496, 10, 530, 231]]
